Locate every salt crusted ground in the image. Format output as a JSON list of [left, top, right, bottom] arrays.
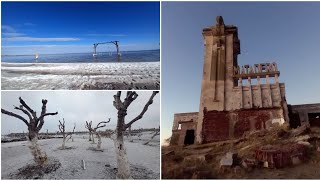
[[1, 62, 160, 90], [1, 133, 160, 179]]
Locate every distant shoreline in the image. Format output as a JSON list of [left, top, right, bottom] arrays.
[[1, 49, 160, 57]]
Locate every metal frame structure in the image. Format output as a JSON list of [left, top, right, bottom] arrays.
[[93, 41, 120, 62]]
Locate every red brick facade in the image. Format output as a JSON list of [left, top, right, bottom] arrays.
[[202, 108, 283, 143]]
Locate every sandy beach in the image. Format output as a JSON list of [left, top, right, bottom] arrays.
[[1, 62, 160, 90]]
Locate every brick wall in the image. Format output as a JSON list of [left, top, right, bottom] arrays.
[[202, 108, 283, 143], [202, 111, 229, 143]]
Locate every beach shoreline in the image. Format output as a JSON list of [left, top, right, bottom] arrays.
[[1, 62, 160, 90]]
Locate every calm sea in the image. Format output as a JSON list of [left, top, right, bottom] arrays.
[[1, 49, 160, 63]]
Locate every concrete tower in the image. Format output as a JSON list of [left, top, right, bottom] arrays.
[[196, 16, 240, 143]]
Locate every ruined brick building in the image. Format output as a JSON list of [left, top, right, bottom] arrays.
[[170, 16, 320, 146]]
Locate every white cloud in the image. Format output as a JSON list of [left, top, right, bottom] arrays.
[[24, 22, 35, 26], [87, 33, 127, 37], [1, 24, 79, 43], [2, 25, 16, 32], [2, 36, 80, 42], [2, 32, 25, 37]]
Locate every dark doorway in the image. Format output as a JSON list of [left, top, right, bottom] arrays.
[[289, 112, 301, 128], [308, 113, 320, 127], [288, 105, 301, 128], [184, 129, 195, 145]]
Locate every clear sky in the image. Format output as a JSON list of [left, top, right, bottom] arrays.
[[161, 2, 320, 142], [1, 2, 160, 55], [1, 91, 160, 135]]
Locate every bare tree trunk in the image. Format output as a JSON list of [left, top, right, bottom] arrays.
[[128, 126, 133, 142], [114, 129, 132, 179], [92, 133, 95, 143], [58, 119, 75, 149], [96, 132, 102, 149], [89, 132, 92, 141], [86, 120, 110, 149], [62, 136, 66, 149], [28, 134, 47, 166]]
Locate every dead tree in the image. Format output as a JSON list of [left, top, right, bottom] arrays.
[[86, 119, 111, 150], [112, 91, 158, 179], [58, 118, 76, 149], [85, 121, 95, 143], [143, 126, 160, 145], [1, 97, 58, 165], [128, 125, 133, 142]]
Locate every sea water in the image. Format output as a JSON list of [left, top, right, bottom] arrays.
[[1, 49, 160, 63]]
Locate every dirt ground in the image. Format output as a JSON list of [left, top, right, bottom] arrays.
[[2, 133, 160, 179], [162, 127, 320, 179]]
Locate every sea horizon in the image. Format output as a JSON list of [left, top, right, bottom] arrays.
[[1, 49, 160, 63], [1, 49, 160, 57]]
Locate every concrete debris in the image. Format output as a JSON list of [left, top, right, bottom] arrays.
[[291, 124, 309, 137], [294, 135, 310, 142], [220, 151, 238, 169], [255, 143, 307, 169], [292, 156, 302, 165], [82, 160, 86, 170], [184, 154, 206, 162], [220, 156, 233, 167], [241, 158, 256, 169], [233, 166, 241, 175], [297, 141, 311, 146], [242, 161, 248, 168]]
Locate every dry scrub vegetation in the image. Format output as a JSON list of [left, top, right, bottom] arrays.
[[162, 125, 320, 179]]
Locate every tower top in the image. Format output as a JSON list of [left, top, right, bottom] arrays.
[[216, 16, 224, 25]]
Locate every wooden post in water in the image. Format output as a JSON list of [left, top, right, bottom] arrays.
[[114, 41, 120, 62]]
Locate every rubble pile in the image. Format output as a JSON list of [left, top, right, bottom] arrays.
[[162, 125, 320, 179], [255, 143, 307, 168]]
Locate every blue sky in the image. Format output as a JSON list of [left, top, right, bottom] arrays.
[[1, 2, 160, 55], [161, 2, 320, 142]]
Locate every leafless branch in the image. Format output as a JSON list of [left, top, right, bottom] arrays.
[[123, 91, 138, 108], [113, 92, 123, 110], [36, 112, 58, 132], [58, 119, 65, 133], [94, 118, 111, 131], [85, 121, 93, 132], [36, 99, 48, 127], [38, 112, 58, 120], [14, 106, 33, 121], [124, 91, 158, 129], [66, 123, 76, 141], [19, 97, 34, 115], [1, 108, 29, 126]]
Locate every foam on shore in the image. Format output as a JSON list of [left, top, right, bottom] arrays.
[[1, 62, 160, 90]]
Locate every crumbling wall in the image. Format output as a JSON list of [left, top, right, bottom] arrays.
[[202, 108, 284, 143], [255, 143, 307, 168], [172, 112, 198, 130], [178, 121, 197, 145], [170, 131, 180, 146], [289, 103, 320, 127], [202, 111, 229, 142], [170, 112, 198, 146]]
